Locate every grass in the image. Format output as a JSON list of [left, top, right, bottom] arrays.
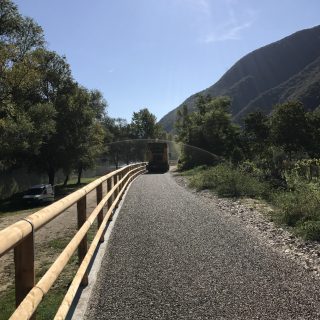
[[54, 177, 98, 199], [0, 223, 100, 319], [0, 176, 98, 218], [0, 286, 15, 320], [179, 165, 209, 177], [0, 176, 102, 319]]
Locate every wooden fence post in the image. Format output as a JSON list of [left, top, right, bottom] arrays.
[[14, 230, 35, 319], [77, 196, 88, 286], [96, 184, 104, 243], [117, 173, 120, 199], [114, 174, 119, 200], [107, 177, 113, 214]]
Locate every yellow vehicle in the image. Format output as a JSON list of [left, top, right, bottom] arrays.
[[146, 142, 169, 173]]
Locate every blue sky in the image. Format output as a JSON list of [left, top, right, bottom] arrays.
[[14, 0, 320, 122]]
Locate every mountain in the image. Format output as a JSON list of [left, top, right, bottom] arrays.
[[159, 25, 320, 132]]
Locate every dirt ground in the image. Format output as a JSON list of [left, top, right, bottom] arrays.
[[0, 180, 109, 293]]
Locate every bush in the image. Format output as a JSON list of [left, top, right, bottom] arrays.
[[295, 221, 320, 241], [272, 179, 320, 227], [179, 165, 208, 177], [188, 163, 270, 198]]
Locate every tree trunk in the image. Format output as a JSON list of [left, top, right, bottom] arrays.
[[77, 166, 83, 185], [63, 174, 69, 186], [48, 168, 55, 186], [114, 153, 119, 169]]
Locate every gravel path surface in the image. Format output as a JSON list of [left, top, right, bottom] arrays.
[[85, 172, 320, 320]]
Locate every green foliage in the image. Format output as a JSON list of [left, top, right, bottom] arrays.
[[0, 287, 15, 320], [243, 111, 270, 159], [175, 95, 240, 169], [238, 160, 264, 179], [306, 108, 320, 158], [0, 1, 47, 169], [292, 159, 320, 181], [272, 178, 320, 226], [104, 108, 165, 168], [270, 101, 310, 158], [188, 164, 270, 198], [0, 1, 107, 185], [295, 221, 320, 241], [131, 108, 163, 139], [175, 96, 320, 242], [179, 165, 208, 176]]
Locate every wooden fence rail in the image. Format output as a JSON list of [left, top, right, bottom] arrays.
[[0, 163, 146, 320]]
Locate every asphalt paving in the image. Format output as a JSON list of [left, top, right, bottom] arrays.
[[84, 172, 320, 319]]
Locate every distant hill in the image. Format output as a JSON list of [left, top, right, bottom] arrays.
[[159, 25, 320, 131]]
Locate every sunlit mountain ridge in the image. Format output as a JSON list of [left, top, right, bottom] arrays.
[[159, 25, 320, 131]]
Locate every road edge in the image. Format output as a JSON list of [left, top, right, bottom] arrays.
[[67, 177, 139, 320]]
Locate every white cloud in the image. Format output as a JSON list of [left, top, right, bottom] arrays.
[[201, 3, 258, 43], [172, 0, 257, 43], [204, 20, 254, 43]]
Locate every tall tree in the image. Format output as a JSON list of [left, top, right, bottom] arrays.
[[270, 101, 310, 160], [243, 111, 270, 159], [175, 104, 190, 143], [28, 50, 74, 185], [0, 0, 47, 169], [131, 108, 163, 139], [306, 108, 320, 158], [104, 118, 132, 168], [0, 0, 109, 190], [175, 95, 240, 168]]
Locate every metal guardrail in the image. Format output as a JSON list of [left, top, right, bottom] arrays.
[[0, 163, 147, 320]]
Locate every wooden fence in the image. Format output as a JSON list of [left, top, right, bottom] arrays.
[[0, 163, 147, 320]]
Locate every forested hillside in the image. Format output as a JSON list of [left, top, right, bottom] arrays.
[[159, 25, 320, 131]]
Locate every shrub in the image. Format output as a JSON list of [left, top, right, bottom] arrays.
[[295, 221, 320, 241], [179, 165, 208, 177], [272, 180, 320, 227], [188, 163, 270, 198]]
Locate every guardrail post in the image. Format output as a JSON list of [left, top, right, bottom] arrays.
[[107, 177, 113, 213], [77, 196, 88, 286], [96, 183, 104, 242], [14, 231, 35, 319], [119, 171, 124, 198], [114, 174, 119, 201]]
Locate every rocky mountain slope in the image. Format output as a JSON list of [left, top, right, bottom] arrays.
[[159, 25, 320, 131]]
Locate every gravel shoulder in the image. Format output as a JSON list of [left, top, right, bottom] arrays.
[[84, 172, 320, 320]]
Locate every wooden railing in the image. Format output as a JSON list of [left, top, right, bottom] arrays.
[[0, 163, 146, 320]]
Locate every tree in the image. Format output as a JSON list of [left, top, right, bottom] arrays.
[[35, 83, 107, 185], [0, 1, 48, 169], [175, 95, 240, 169], [306, 108, 320, 158], [131, 108, 163, 139], [0, 1, 108, 190], [270, 101, 310, 160], [243, 111, 270, 159], [72, 88, 106, 184], [175, 104, 190, 143], [28, 50, 74, 185], [104, 118, 132, 168]]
